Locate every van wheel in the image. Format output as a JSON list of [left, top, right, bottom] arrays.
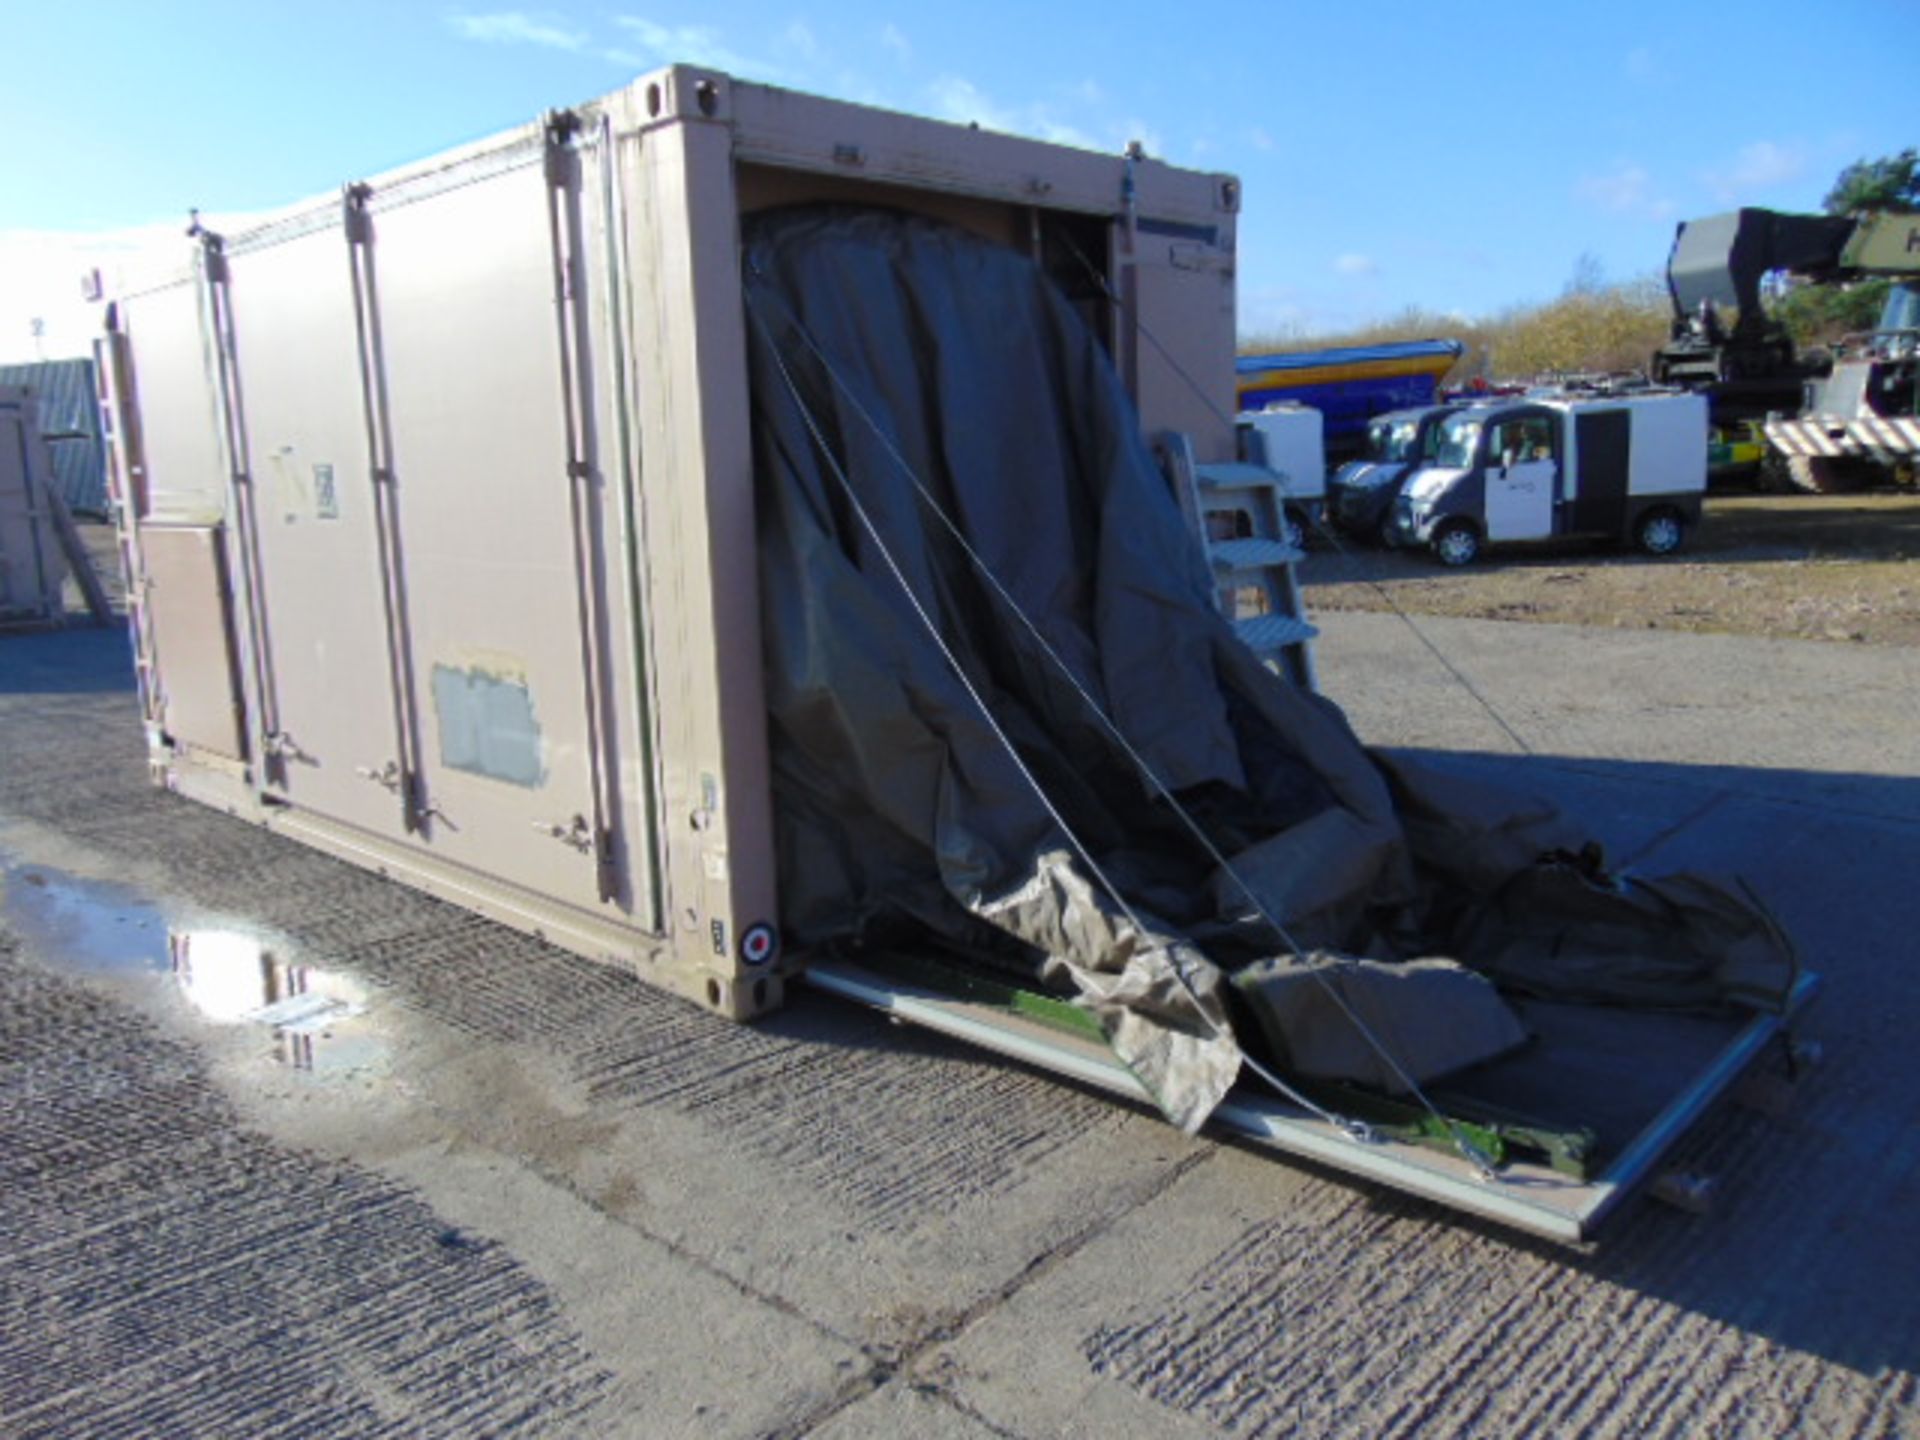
[[1431, 521, 1480, 567], [1635, 508, 1685, 556]]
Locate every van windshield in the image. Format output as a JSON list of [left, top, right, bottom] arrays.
[[1432, 414, 1482, 469], [1366, 419, 1421, 463]]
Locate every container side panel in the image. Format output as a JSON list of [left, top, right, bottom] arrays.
[[369, 161, 619, 914], [123, 281, 228, 525], [223, 228, 416, 836], [1131, 233, 1238, 463]]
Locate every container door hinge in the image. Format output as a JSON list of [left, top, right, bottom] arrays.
[[357, 759, 404, 791], [264, 731, 314, 764], [534, 813, 595, 852], [543, 110, 583, 185], [341, 183, 374, 245]]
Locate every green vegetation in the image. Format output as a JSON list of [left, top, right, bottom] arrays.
[[1770, 277, 1891, 348], [1823, 148, 1919, 215], [1778, 149, 1918, 348]]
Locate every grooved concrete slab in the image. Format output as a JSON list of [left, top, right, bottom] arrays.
[[3, 618, 1918, 1437]]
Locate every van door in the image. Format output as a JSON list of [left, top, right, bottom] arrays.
[[1483, 412, 1557, 541]]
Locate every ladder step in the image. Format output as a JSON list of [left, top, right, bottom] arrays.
[[1196, 461, 1284, 491], [1209, 537, 1303, 569], [1235, 613, 1318, 652]]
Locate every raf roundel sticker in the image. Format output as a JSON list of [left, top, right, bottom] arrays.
[[740, 922, 778, 967]]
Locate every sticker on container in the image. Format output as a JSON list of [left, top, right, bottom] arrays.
[[314, 462, 339, 519], [740, 922, 778, 967]]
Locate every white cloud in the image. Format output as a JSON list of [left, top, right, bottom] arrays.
[[447, 11, 587, 50], [1624, 46, 1661, 83], [1704, 140, 1809, 201], [1248, 126, 1275, 153], [1237, 282, 1355, 341], [1574, 162, 1675, 219], [927, 75, 1018, 131], [609, 15, 779, 78], [1333, 253, 1378, 277], [783, 20, 820, 62], [880, 23, 911, 62], [925, 75, 1103, 150]]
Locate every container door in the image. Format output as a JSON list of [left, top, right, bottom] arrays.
[[363, 143, 626, 915], [1127, 218, 1239, 463], [139, 526, 249, 760], [219, 225, 423, 838]]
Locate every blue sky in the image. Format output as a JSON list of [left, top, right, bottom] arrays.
[[3, 0, 1915, 361]]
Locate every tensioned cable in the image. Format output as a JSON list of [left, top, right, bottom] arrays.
[[1060, 235, 1535, 758], [747, 287, 1496, 1176], [744, 297, 1371, 1142]]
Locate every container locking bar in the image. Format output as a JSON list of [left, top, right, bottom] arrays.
[[343, 181, 431, 836], [544, 110, 621, 903]]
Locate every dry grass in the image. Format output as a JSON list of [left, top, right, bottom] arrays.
[[1240, 274, 1671, 385], [1302, 491, 1920, 647]]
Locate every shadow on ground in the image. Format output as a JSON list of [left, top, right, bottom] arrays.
[[0, 626, 132, 696], [1300, 491, 1920, 591]]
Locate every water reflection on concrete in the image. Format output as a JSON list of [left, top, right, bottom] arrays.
[[4, 858, 385, 1077], [170, 928, 378, 1074]]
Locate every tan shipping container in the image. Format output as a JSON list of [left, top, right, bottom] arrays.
[[99, 65, 1239, 1020]]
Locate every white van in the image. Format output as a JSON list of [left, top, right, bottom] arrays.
[[1237, 403, 1326, 548], [1386, 393, 1707, 566]]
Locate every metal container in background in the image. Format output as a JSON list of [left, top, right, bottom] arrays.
[[0, 384, 70, 624], [0, 359, 109, 517]]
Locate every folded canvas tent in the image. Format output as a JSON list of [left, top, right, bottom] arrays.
[[98, 67, 1811, 1240]]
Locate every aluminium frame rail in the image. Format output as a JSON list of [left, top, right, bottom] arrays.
[[806, 957, 1821, 1244]]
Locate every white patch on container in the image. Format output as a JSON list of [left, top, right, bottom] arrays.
[[430, 662, 546, 787], [269, 444, 309, 523], [313, 463, 339, 519]]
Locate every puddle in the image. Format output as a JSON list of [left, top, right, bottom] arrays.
[[3, 859, 387, 1078]]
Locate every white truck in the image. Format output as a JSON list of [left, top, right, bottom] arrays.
[[1387, 392, 1708, 566]]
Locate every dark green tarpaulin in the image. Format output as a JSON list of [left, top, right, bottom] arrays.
[[744, 208, 1794, 1131]]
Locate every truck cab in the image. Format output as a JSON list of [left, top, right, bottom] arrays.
[[1388, 393, 1707, 566], [1325, 403, 1466, 542]]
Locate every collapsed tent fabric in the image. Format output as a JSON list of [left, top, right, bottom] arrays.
[[742, 206, 1796, 1133]]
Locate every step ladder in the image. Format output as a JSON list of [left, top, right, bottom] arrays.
[[1160, 436, 1318, 689]]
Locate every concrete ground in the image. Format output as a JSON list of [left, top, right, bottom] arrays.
[[1, 614, 1916, 1438]]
